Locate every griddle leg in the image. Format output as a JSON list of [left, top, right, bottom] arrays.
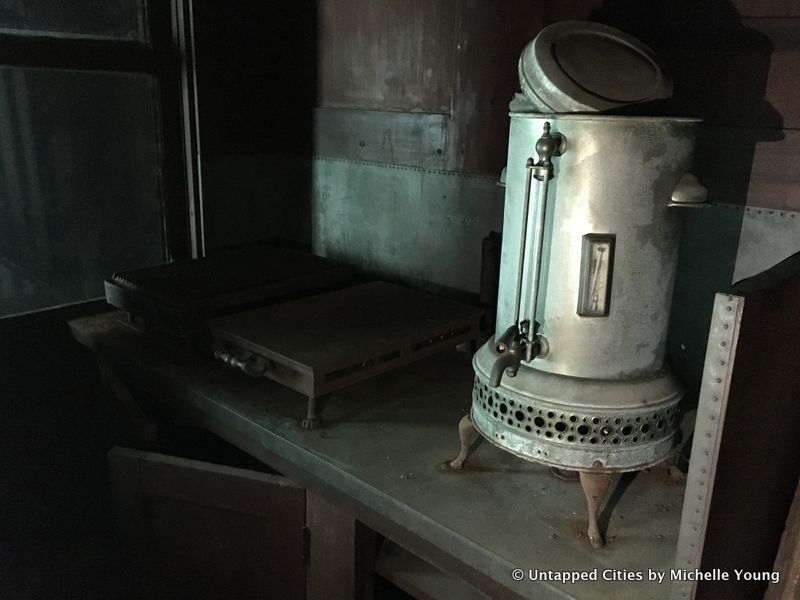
[[579, 470, 613, 548], [302, 396, 322, 430], [449, 413, 482, 469]]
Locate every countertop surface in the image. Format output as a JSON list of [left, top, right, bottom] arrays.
[[70, 311, 685, 600]]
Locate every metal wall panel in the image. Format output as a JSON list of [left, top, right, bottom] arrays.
[[314, 108, 448, 170], [311, 157, 503, 293], [668, 203, 800, 407], [733, 206, 800, 282]]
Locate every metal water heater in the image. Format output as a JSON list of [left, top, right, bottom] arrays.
[[450, 21, 707, 547]]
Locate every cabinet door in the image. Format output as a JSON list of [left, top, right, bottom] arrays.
[[109, 447, 306, 600]]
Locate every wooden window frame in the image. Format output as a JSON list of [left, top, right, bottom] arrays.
[[0, 0, 199, 261]]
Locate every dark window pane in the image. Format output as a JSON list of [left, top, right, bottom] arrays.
[[0, 0, 147, 42], [0, 68, 163, 316]]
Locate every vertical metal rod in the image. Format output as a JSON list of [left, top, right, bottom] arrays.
[[523, 121, 562, 361], [525, 166, 550, 359], [513, 158, 536, 328]]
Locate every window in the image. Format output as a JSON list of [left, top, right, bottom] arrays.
[[0, 1, 191, 317]]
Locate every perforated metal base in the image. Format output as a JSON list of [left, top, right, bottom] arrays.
[[471, 340, 682, 472]]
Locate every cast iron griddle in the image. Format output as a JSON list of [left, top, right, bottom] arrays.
[[105, 244, 353, 343], [209, 281, 484, 428]]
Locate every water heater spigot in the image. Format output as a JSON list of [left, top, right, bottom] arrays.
[[488, 325, 548, 387], [489, 326, 525, 387]]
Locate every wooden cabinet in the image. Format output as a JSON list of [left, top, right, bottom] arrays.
[[109, 447, 307, 600]]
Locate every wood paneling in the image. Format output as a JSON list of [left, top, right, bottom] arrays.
[[546, 0, 800, 22], [698, 128, 800, 211], [542, 8, 800, 130], [546, 0, 800, 23], [765, 476, 800, 600], [319, 0, 800, 202], [743, 129, 800, 211], [306, 492, 376, 600], [541, 1, 800, 212], [376, 540, 491, 600], [317, 0, 543, 175], [748, 19, 800, 130], [654, 19, 800, 132], [732, 0, 800, 18], [108, 447, 307, 600], [318, 0, 455, 113], [543, 0, 599, 23], [446, 0, 543, 174]]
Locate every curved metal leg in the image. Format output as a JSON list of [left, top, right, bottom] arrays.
[[579, 471, 613, 548], [449, 413, 483, 469]]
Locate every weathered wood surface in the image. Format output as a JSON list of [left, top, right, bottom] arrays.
[[541, 1, 800, 212], [764, 476, 800, 600], [375, 540, 491, 600], [318, 0, 455, 114], [306, 492, 376, 600], [317, 0, 543, 175]]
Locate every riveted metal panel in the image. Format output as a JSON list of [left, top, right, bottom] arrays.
[[733, 205, 800, 282], [314, 108, 448, 170], [311, 157, 503, 293]]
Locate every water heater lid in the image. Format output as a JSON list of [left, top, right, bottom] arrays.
[[518, 21, 673, 113]]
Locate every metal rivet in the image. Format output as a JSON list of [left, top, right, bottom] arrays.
[[720, 341, 726, 347], [720, 360, 725, 366], [706, 432, 712, 438], [715, 378, 722, 383]]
